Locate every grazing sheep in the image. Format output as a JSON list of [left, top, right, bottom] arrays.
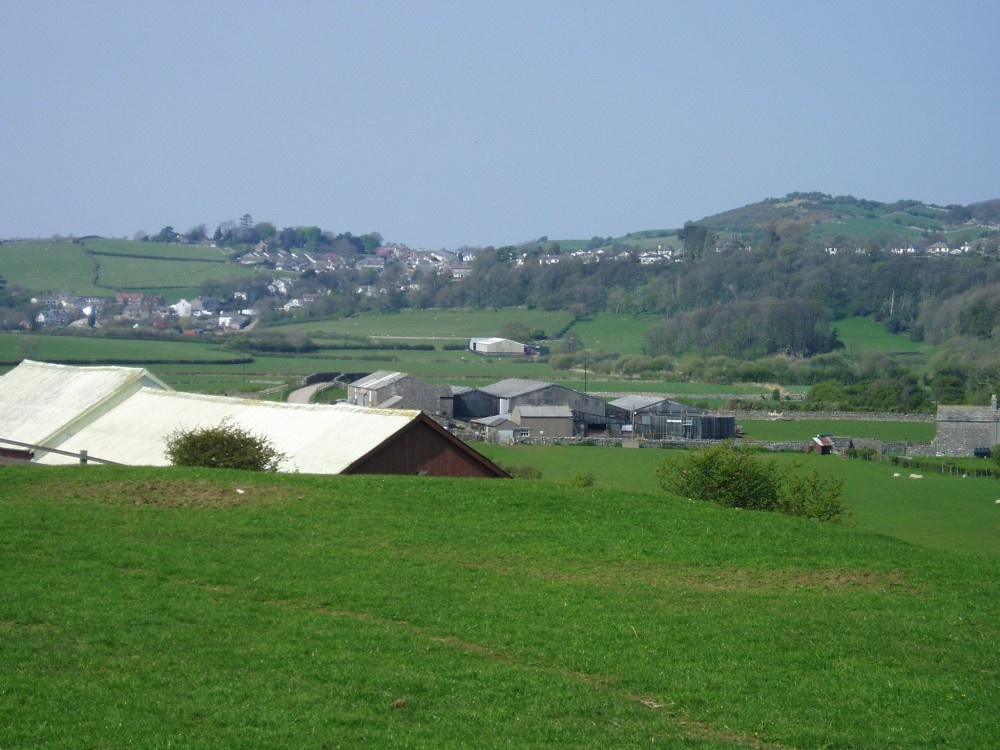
[[909, 473, 923, 479], [893, 472, 901, 478]]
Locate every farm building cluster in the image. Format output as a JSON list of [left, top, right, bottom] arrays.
[[4, 360, 995, 474], [346, 370, 737, 443]]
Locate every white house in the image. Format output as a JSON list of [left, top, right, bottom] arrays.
[[170, 299, 193, 317]]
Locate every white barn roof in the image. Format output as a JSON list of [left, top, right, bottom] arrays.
[[0, 360, 169, 447], [350, 370, 407, 389], [38, 388, 422, 474]]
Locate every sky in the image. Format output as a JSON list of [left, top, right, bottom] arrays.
[[2, 1, 998, 250]]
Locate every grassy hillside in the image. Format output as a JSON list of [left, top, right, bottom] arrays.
[[475, 444, 997, 556], [273, 307, 576, 342], [0, 238, 260, 297], [0, 240, 102, 295], [688, 192, 997, 244], [2, 465, 997, 748]]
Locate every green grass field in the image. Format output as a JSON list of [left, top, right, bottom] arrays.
[[92, 253, 258, 295], [571, 312, 652, 355], [82, 237, 230, 262], [0, 329, 778, 399], [0, 240, 101, 295], [738, 418, 935, 442], [274, 307, 576, 343], [0, 333, 247, 365], [475, 444, 1000, 556], [832, 315, 928, 354], [1, 465, 996, 748], [0, 238, 258, 298]]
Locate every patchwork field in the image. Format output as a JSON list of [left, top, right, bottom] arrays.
[[273, 307, 577, 343], [0, 238, 260, 298], [1, 465, 996, 748]]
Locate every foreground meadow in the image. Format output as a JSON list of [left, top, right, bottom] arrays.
[[1, 465, 996, 748]]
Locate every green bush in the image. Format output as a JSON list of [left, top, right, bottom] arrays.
[[655, 441, 847, 522], [165, 418, 287, 472], [506, 464, 543, 480], [656, 441, 782, 512]]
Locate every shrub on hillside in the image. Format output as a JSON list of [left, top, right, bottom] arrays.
[[505, 464, 542, 480], [568, 472, 595, 487], [165, 418, 286, 472], [655, 441, 847, 522]]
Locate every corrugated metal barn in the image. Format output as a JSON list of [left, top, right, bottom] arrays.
[[468, 337, 527, 356], [0, 361, 507, 478], [454, 378, 610, 432]]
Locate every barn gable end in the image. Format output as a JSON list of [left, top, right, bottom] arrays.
[[343, 414, 508, 478]]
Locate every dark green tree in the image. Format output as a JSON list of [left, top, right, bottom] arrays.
[[499, 321, 532, 343]]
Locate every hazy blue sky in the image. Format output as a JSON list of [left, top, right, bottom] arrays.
[[3, 1, 998, 249]]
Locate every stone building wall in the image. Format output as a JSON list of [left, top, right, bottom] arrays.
[[932, 399, 1000, 457]]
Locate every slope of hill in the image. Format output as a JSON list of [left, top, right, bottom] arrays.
[[693, 191, 1000, 243], [1, 465, 997, 748]]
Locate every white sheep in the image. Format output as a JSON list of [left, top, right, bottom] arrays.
[[893, 472, 901, 478], [909, 473, 923, 479]]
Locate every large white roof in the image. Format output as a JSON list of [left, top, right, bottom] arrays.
[[0, 360, 169, 447], [350, 370, 407, 389], [38, 388, 421, 474]]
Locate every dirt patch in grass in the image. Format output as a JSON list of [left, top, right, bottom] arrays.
[[71, 479, 304, 509], [663, 565, 908, 592], [517, 561, 908, 593], [395, 547, 908, 594]]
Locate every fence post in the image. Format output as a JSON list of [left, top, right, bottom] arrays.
[[79, 449, 88, 465]]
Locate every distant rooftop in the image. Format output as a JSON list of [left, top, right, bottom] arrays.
[[478, 378, 554, 398]]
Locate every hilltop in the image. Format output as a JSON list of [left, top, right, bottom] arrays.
[[692, 191, 1000, 243]]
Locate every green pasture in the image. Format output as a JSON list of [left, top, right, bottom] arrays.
[[738, 418, 935, 442], [276, 307, 576, 343], [279, 309, 652, 357], [571, 312, 651, 355], [1, 466, 996, 748], [82, 237, 229, 262], [0, 329, 776, 398], [832, 315, 928, 353], [0, 333, 246, 367], [0, 240, 100, 295], [475, 443, 999, 556], [0, 238, 257, 298], [92, 253, 259, 296]]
